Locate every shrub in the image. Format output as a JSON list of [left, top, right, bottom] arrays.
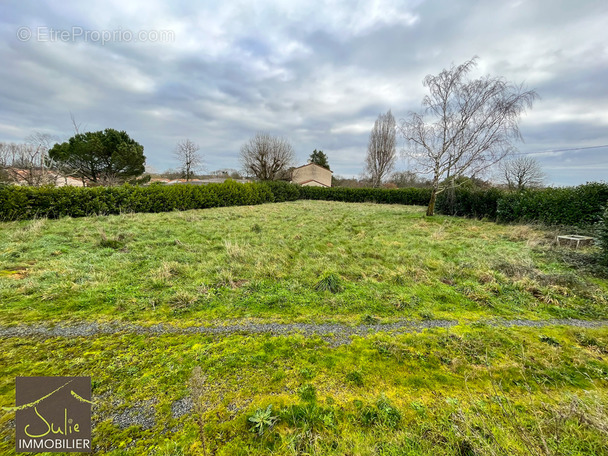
[[299, 186, 432, 206], [0, 181, 274, 221], [262, 181, 301, 202], [598, 206, 608, 265], [434, 182, 608, 227], [436, 187, 504, 219], [496, 183, 608, 226]]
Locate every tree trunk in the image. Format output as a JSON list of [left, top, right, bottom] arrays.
[[426, 187, 438, 216]]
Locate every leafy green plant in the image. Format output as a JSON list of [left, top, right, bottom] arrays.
[[356, 396, 402, 428], [248, 404, 277, 436]]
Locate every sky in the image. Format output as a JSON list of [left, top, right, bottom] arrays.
[[0, 0, 607, 186]]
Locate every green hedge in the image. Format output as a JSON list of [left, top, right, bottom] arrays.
[[496, 183, 608, 226], [436, 187, 503, 219], [2, 180, 606, 230], [0, 180, 273, 221], [598, 207, 608, 265], [262, 181, 301, 202], [298, 186, 432, 206], [434, 182, 608, 227]]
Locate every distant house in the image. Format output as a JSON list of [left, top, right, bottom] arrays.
[[161, 177, 251, 185], [291, 163, 332, 187], [3, 168, 85, 187]]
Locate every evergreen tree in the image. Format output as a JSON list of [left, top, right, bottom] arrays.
[[309, 150, 330, 170]]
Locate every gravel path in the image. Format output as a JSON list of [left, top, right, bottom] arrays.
[[2, 318, 608, 442], [1, 319, 607, 346]]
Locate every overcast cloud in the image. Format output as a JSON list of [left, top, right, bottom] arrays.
[[1, 0, 607, 185]]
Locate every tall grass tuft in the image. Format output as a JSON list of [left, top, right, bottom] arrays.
[[314, 272, 342, 293]]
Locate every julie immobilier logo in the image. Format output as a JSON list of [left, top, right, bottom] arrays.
[[11, 376, 92, 453]]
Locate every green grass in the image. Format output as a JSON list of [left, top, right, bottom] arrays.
[[1, 201, 607, 455], [1, 326, 607, 455], [0, 201, 606, 324]]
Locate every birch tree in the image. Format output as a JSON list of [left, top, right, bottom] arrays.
[[400, 57, 538, 215]]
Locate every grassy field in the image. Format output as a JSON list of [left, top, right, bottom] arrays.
[[1, 201, 607, 455]]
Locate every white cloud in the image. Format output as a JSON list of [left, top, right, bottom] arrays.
[[1, 0, 607, 184]]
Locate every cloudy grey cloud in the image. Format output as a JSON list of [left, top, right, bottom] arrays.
[[1, 0, 607, 184]]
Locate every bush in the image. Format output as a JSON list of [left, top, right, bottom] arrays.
[[598, 206, 608, 265], [299, 186, 432, 206], [434, 182, 608, 227], [262, 181, 301, 202], [0, 181, 274, 221], [436, 187, 504, 219], [496, 183, 608, 226]]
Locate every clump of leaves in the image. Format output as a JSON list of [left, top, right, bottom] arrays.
[[279, 403, 336, 431], [248, 404, 277, 436], [299, 368, 315, 380], [314, 272, 342, 293], [298, 384, 317, 402], [540, 335, 560, 346], [251, 223, 262, 234], [345, 371, 364, 387], [377, 396, 402, 428], [356, 396, 401, 428]]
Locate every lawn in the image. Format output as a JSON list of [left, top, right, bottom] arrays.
[[1, 201, 607, 455]]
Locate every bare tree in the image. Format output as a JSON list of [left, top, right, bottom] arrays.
[[0, 142, 11, 183], [239, 132, 295, 180], [500, 156, 545, 190], [365, 110, 397, 188], [0, 133, 59, 186], [390, 170, 432, 188], [174, 139, 203, 181], [400, 57, 538, 216]]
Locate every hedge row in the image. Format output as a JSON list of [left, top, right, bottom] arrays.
[[298, 185, 433, 206], [435, 182, 608, 226], [0, 180, 273, 221], [496, 183, 608, 226], [436, 187, 504, 220], [1, 180, 606, 229], [258, 181, 433, 205], [599, 207, 608, 265]]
